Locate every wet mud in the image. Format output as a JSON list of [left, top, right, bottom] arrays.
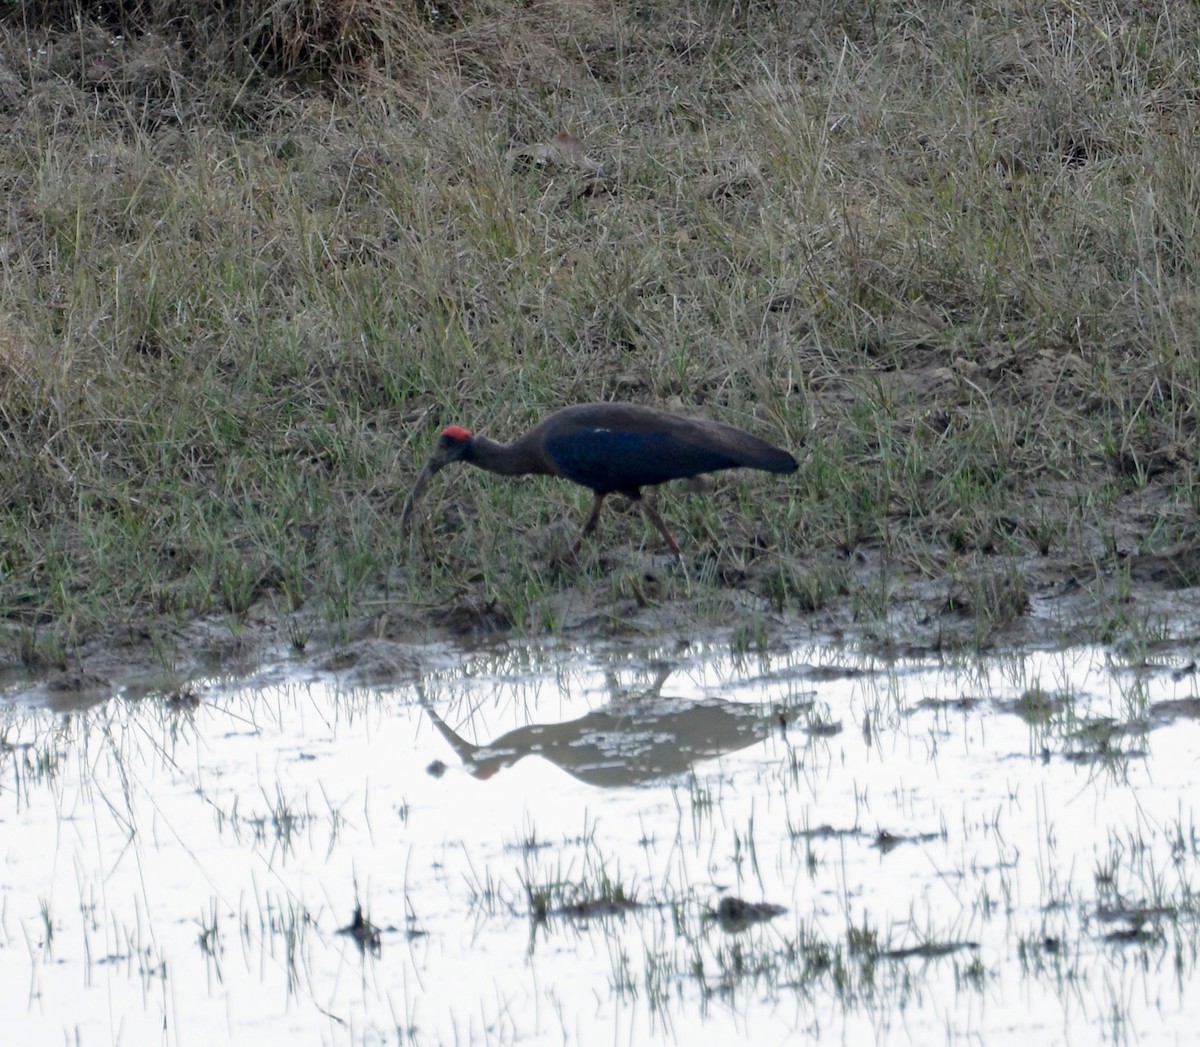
[[8, 524, 1199, 707]]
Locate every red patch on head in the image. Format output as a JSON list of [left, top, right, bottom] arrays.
[[441, 425, 473, 442]]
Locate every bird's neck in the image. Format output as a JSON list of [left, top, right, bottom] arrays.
[[466, 435, 550, 477]]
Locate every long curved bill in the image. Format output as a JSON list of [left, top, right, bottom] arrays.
[[398, 456, 444, 534]]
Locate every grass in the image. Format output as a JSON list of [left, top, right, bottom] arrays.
[[2, 1, 1200, 668]]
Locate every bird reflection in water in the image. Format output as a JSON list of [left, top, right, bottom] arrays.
[[420, 665, 776, 788]]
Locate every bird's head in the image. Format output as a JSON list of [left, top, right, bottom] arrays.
[[398, 424, 474, 534], [429, 425, 473, 468]]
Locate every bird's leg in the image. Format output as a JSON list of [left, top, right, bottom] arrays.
[[638, 497, 683, 564], [572, 492, 607, 554]]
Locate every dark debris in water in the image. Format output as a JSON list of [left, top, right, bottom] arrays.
[[796, 663, 875, 683], [1095, 902, 1173, 946], [883, 940, 979, 960], [558, 897, 640, 920], [915, 694, 983, 713], [999, 687, 1068, 724], [1061, 743, 1147, 764], [164, 688, 201, 711], [872, 829, 942, 853], [1149, 697, 1200, 726], [531, 891, 641, 923], [337, 905, 382, 955], [1121, 658, 1197, 679], [1053, 718, 1151, 763], [1102, 923, 1162, 945], [1070, 717, 1147, 743], [1097, 903, 1176, 925], [710, 895, 787, 932], [789, 823, 860, 840]]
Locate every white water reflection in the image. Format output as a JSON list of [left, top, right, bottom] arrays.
[[1, 642, 1198, 1044]]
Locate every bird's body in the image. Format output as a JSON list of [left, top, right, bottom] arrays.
[[400, 402, 797, 557]]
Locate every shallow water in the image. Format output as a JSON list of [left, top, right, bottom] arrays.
[[2, 639, 1198, 1045]]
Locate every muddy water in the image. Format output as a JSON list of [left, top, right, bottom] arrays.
[[2, 640, 1198, 1045]]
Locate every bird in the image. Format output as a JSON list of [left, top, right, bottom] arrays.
[[399, 402, 798, 558]]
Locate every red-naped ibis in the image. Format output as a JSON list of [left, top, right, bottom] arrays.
[[399, 402, 798, 557]]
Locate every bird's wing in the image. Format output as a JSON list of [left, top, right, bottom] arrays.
[[545, 426, 738, 495]]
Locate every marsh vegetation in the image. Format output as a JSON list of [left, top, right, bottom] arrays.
[[2, 3, 1200, 1043]]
